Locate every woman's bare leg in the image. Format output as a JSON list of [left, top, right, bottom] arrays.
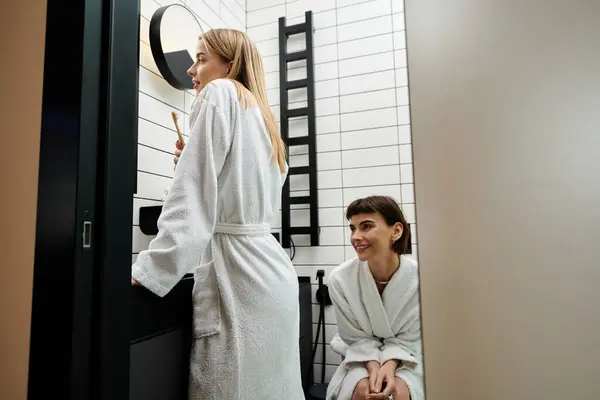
[[352, 378, 371, 400], [391, 377, 411, 400]]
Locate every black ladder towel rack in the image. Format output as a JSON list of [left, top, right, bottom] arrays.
[[278, 11, 319, 249]]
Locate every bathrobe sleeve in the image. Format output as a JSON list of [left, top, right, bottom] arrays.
[[381, 306, 424, 400], [131, 82, 233, 297], [380, 318, 421, 365], [381, 334, 425, 400], [329, 274, 383, 364]]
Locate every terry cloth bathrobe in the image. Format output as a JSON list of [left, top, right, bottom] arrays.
[[325, 256, 424, 400], [131, 79, 304, 400]]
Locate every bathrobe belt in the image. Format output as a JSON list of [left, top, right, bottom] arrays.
[[214, 222, 271, 236]]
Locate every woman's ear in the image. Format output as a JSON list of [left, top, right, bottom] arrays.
[[392, 222, 403, 242]]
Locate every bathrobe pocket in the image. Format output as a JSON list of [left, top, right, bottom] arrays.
[[192, 261, 221, 338]]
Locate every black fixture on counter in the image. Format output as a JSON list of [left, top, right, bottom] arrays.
[[139, 205, 163, 235], [278, 11, 320, 249], [130, 276, 193, 400]]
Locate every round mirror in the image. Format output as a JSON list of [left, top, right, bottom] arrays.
[[149, 5, 203, 90]]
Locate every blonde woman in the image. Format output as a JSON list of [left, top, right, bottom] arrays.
[[132, 29, 304, 400]]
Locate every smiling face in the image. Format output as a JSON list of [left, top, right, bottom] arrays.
[[349, 212, 403, 262], [186, 39, 230, 93]]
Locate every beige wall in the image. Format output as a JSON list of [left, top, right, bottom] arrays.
[[406, 1, 600, 399], [0, 2, 47, 398]]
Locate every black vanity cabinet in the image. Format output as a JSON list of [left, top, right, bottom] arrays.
[[129, 275, 194, 400], [129, 275, 313, 399]]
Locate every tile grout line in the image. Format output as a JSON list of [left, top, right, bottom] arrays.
[[275, 103, 398, 114], [254, 28, 405, 47], [291, 161, 411, 172], [280, 101, 398, 117], [219, 0, 246, 29], [267, 65, 399, 84], [139, 116, 190, 140], [138, 168, 173, 180], [333, 0, 348, 251], [249, 0, 375, 14], [248, 4, 394, 30], [276, 85, 409, 104], [400, 0, 418, 255], [289, 142, 405, 155], [133, 195, 164, 203], [268, 47, 397, 67], [139, 87, 187, 114], [389, 0, 403, 204], [138, 142, 180, 157]]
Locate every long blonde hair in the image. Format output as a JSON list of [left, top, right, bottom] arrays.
[[200, 29, 287, 173]]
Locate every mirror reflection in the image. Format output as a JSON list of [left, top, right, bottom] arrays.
[[132, 1, 421, 399]]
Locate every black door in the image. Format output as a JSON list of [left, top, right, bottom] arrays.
[[28, 0, 139, 398]]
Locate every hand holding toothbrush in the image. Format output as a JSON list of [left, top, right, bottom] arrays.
[[172, 112, 185, 169]]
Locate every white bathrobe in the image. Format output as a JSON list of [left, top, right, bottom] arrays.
[[132, 79, 304, 400], [326, 256, 424, 400]]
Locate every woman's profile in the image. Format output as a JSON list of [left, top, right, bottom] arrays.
[[131, 29, 304, 400]]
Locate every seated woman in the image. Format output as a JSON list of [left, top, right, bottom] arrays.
[[326, 196, 424, 400]]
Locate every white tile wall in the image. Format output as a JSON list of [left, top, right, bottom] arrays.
[[246, 0, 415, 382], [135, 0, 416, 384], [338, 16, 393, 42]]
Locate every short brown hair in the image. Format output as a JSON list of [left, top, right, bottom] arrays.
[[346, 196, 412, 255]]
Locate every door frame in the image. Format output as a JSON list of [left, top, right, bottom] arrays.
[[28, 0, 140, 398], [93, 0, 140, 398]]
